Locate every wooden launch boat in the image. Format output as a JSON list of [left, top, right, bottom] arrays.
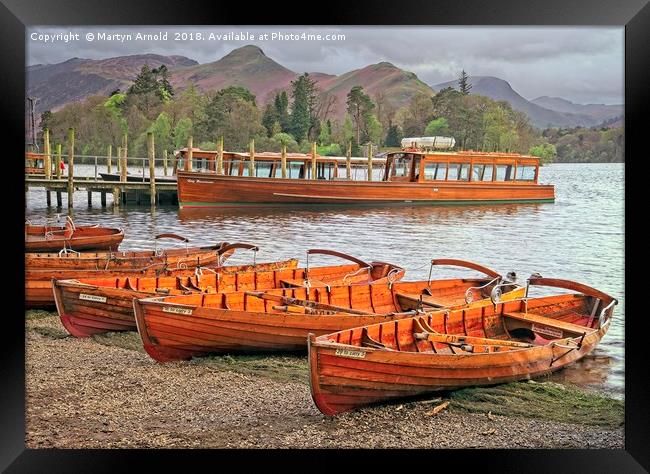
[[307, 276, 617, 416], [25, 236, 235, 309], [53, 249, 404, 337], [25, 216, 124, 252], [132, 259, 523, 362], [176, 146, 554, 208]]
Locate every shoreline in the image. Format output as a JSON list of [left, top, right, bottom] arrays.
[[26, 310, 624, 449]]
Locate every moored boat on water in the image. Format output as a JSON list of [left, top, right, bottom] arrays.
[[132, 259, 522, 362], [307, 276, 617, 416], [53, 249, 404, 337], [175, 141, 554, 208], [25, 216, 124, 252]]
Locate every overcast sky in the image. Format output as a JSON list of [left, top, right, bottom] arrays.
[[27, 26, 624, 105]]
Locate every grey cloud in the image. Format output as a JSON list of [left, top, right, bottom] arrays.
[[26, 26, 623, 104]]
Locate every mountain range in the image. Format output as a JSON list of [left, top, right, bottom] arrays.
[[27, 45, 623, 130]]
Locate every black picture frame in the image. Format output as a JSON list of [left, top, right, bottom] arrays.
[[1, 0, 644, 470]]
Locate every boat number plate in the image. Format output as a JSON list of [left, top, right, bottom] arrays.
[[531, 323, 563, 339], [162, 306, 193, 315], [335, 349, 366, 359], [79, 293, 107, 303]]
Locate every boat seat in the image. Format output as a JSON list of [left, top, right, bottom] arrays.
[[503, 311, 590, 336], [395, 292, 448, 309], [280, 278, 330, 288]]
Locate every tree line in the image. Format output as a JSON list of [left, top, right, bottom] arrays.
[[38, 65, 623, 163]]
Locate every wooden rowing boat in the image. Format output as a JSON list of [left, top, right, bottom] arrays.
[[26, 237, 236, 309], [132, 259, 523, 362], [53, 249, 404, 337], [25, 216, 124, 252], [26, 233, 228, 271], [307, 276, 617, 415]]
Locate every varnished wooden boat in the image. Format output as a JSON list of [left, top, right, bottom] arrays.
[[307, 276, 617, 415], [25, 237, 235, 309], [26, 233, 228, 271], [53, 249, 404, 337], [25, 216, 124, 252], [132, 259, 523, 362], [177, 147, 554, 208]]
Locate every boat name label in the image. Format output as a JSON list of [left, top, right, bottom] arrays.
[[79, 293, 107, 303], [335, 349, 366, 359], [187, 179, 214, 184], [162, 306, 193, 315], [531, 323, 563, 339]]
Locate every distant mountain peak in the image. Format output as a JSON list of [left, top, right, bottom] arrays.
[[225, 44, 267, 59]]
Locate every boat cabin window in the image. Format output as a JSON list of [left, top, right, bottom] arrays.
[[472, 164, 494, 181], [495, 164, 514, 181], [515, 165, 536, 181], [254, 161, 274, 178], [228, 159, 241, 176], [392, 155, 411, 178], [288, 161, 304, 179], [423, 161, 447, 180], [447, 163, 469, 181]]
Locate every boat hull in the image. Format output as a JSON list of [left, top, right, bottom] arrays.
[[25, 226, 124, 252], [308, 324, 608, 416], [132, 279, 523, 363], [177, 173, 555, 208]]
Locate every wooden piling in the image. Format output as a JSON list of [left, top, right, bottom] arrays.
[[148, 132, 156, 206], [46, 191, 51, 206], [346, 140, 352, 180], [100, 192, 107, 207], [107, 144, 112, 174], [217, 136, 224, 175], [311, 142, 317, 179], [113, 187, 120, 208], [43, 128, 51, 180], [249, 139, 255, 176], [67, 128, 75, 208], [163, 149, 168, 176], [119, 147, 127, 183], [281, 144, 287, 178], [122, 134, 128, 160], [367, 142, 373, 181], [56, 191, 62, 207], [87, 190, 92, 207], [55, 143, 62, 179], [185, 136, 193, 171]]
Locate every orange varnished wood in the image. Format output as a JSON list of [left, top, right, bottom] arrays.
[[132, 275, 525, 363], [25, 220, 124, 252], [53, 259, 403, 336], [308, 279, 616, 415]]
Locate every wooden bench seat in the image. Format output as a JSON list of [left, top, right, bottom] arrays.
[[504, 311, 591, 336]]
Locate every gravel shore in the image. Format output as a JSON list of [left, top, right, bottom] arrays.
[[26, 312, 624, 449]]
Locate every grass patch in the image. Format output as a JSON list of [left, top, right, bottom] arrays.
[[92, 331, 146, 353], [449, 380, 624, 428], [192, 353, 309, 384], [31, 326, 70, 339], [25, 310, 57, 320]]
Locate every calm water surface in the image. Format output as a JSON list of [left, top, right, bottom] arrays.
[[26, 163, 625, 399]]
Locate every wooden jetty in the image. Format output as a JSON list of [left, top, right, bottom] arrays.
[[25, 129, 178, 208]]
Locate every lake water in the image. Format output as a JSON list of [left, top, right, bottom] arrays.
[[25, 163, 625, 399]]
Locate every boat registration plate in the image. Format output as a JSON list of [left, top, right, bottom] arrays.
[[162, 306, 193, 315], [532, 323, 563, 339], [79, 293, 107, 303], [335, 349, 366, 359]]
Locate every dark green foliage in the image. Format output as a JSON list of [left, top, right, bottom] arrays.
[[290, 73, 318, 142], [385, 123, 402, 146], [542, 127, 624, 162], [458, 69, 472, 95], [346, 85, 375, 146]]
